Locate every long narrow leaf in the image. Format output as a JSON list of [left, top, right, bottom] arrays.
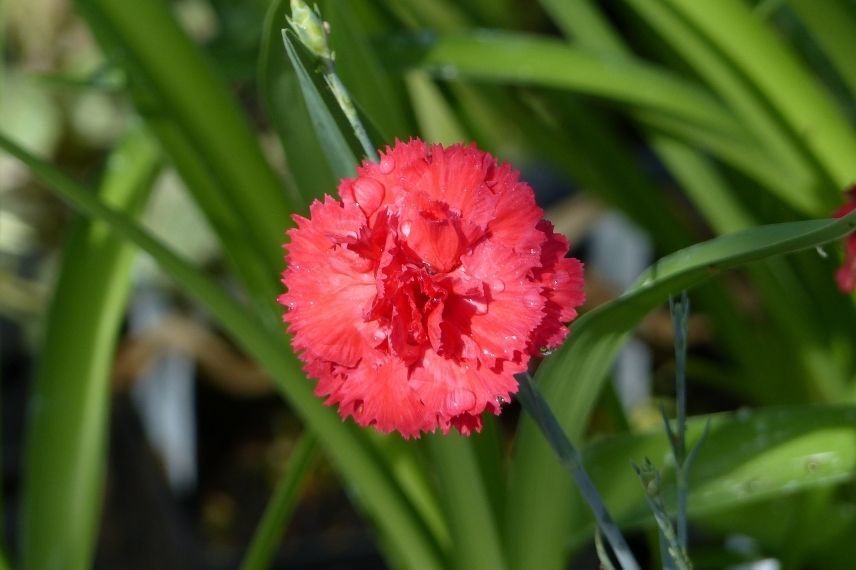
[[259, 0, 337, 206], [240, 434, 319, 570], [75, 0, 294, 272], [21, 128, 160, 570], [379, 31, 747, 145], [576, 405, 856, 541], [663, 0, 856, 192], [281, 31, 357, 180]]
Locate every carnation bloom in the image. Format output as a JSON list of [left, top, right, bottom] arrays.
[[833, 186, 856, 292], [279, 139, 585, 438]]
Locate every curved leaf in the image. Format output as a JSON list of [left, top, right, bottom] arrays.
[[663, 0, 856, 191], [75, 0, 294, 272], [577, 405, 856, 541], [259, 0, 338, 205], [506, 212, 856, 570], [379, 30, 747, 145]]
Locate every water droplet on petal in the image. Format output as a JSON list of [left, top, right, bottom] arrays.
[[467, 298, 488, 315], [401, 221, 412, 237], [490, 279, 505, 293], [379, 156, 395, 174], [372, 329, 387, 343], [495, 395, 506, 405], [524, 290, 541, 308], [446, 388, 476, 412]]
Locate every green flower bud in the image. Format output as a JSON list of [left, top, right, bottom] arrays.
[[288, 0, 330, 60]]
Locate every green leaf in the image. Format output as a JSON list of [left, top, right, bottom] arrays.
[[0, 133, 446, 570], [379, 30, 747, 146], [259, 0, 338, 206], [428, 434, 508, 570], [241, 434, 320, 570], [406, 72, 468, 145], [663, 0, 856, 193], [578, 405, 856, 540], [20, 128, 160, 570], [788, 0, 856, 102], [506, 211, 856, 570], [281, 30, 358, 181], [537, 0, 626, 54], [75, 0, 294, 272], [622, 0, 825, 212]]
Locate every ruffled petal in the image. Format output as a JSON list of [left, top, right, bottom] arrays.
[[281, 139, 586, 438]]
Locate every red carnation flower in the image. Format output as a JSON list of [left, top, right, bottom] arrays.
[[279, 139, 585, 438], [833, 186, 856, 293]]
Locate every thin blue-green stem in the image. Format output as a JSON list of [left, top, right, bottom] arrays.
[[241, 434, 319, 570], [515, 373, 640, 570], [669, 293, 690, 550], [632, 461, 692, 570]]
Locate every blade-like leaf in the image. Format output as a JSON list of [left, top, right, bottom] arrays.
[[379, 30, 747, 145], [788, 0, 856, 101], [663, 0, 856, 191], [577, 405, 856, 541], [259, 0, 338, 205], [75, 0, 294, 272], [21, 128, 160, 570], [240, 434, 320, 570], [281, 31, 358, 181], [428, 434, 508, 570]]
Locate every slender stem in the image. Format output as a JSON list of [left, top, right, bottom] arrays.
[[634, 461, 692, 570], [287, 0, 378, 162], [323, 66, 378, 162], [669, 293, 690, 550], [515, 373, 641, 570], [595, 528, 619, 570]]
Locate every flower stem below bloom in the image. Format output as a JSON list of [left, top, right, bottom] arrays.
[[515, 373, 640, 570]]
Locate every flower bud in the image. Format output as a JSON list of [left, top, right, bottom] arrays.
[[288, 0, 330, 60]]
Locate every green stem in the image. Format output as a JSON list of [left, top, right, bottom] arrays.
[[669, 293, 690, 550], [324, 65, 378, 162], [515, 373, 640, 570], [633, 461, 692, 570]]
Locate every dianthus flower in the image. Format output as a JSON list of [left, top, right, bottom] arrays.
[[833, 186, 856, 292], [279, 139, 585, 438]]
